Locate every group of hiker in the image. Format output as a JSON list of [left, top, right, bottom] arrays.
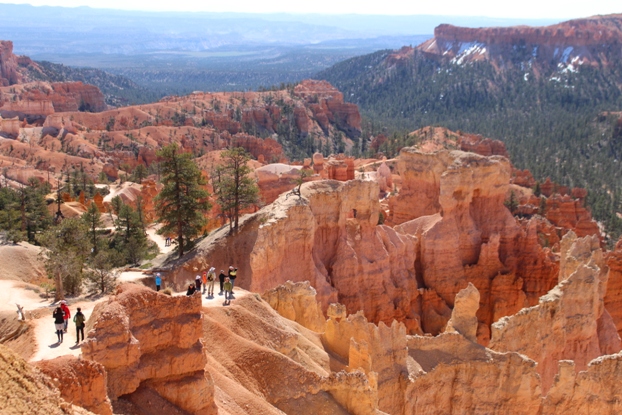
[[52, 300, 86, 345], [184, 265, 237, 305], [50, 265, 238, 346]]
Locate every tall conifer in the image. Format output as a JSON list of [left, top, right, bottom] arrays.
[[155, 144, 210, 257]]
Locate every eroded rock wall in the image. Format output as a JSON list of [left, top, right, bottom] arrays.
[[35, 356, 112, 415], [323, 310, 408, 415], [489, 232, 621, 391], [172, 178, 421, 333], [81, 283, 217, 414]]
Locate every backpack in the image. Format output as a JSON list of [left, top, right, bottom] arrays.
[[74, 313, 85, 327]]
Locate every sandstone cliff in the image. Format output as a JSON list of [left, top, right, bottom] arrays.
[[414, 14, 622, 72], [167, 178, 421, 334], [605, 238, 622, 338], [35, 356, 112, 415], [489, 231, 621, 391], [0, 41, 22, 86], [81, 283, 217, 414], [202, 292, 384, 415], [0, 344, 94, 415]]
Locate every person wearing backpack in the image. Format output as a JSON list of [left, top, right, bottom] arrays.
[[53, 306, 65, 343], [218, 270, 226, 295], [228, 266, 237, 292], [223, 277, 233, 306], [73, 307, 86, 344]]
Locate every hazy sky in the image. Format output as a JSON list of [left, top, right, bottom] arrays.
[[1, 0, 620, 19]]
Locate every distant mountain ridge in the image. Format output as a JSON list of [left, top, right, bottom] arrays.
[[412, 14, 622, 73], [318, 13, 622, 242]]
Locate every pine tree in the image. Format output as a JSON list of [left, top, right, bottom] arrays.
[[212, 147, 259, 232], [155, 144, 211, 257], [85, 246, 119, 294], [39, 218, 90, 300], [132, 164, 148, 183], [83, 202, 102, 254]]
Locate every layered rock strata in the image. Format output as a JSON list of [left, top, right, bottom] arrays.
[[81, 283, 217, 414], [489, 232, 621, 391], [202, 294, 383, 415], [35, 356, 112, 415]]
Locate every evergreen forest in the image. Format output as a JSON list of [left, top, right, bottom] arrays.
[[318, 49, 622, 242]]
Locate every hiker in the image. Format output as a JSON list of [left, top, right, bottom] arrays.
[[155, 273, 162, 291], [201, 270, 207, 294], [53, 306, 64, 343], [228, 266, 237, 291], [223, 277, 233, 305], [218, 270, 226, 295], [186, 284, 196, 296], [73, 307, 86, 344], [206, 266, 216, 297], [195, 275, 202, 293], [60, 300, 70, 333]]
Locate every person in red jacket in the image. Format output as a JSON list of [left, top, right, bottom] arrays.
[[60, 300, 71, 333]]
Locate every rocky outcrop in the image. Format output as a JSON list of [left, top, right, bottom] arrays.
[[1, 81, 106, 118], [202, 293, 382, 415], [81, 283, 217, 414], [262, 280, 326, 332], [392, 150, 520, 303], [35, 356, 112, 415], [0, 115, 20, 137], [229, 133, 283, 163], [605, 238, 622, 337], [323, 311, 408, 415], [48, 82, 106, 113], [254, 163, 316, 205], [458, 133, 509, 158], [444, 283, 480, 342], [543, 353, 622, 414], [232, 280, 622, 415], [0, 344, 88, 415], [294, 79, 362, 139], [389, 149, 560, 342], [0, 41, 21, 86], [489, 232, 621, 391], [376, 162, 393, 193], [544, 193, 600, 238], [405, 333, 543, 415]]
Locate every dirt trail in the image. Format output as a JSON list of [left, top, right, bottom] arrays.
[[0, 280, 51, 314], [30, 297, 107, 362], [200, 287, 252, 308], [27, 286, 252, 362], [146, 225, 174, 256]]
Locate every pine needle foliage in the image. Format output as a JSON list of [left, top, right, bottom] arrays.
[[155, 144, 211, 257], [212, 147, 259, 232]]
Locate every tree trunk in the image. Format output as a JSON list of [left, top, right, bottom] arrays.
[[54, 271, 64, 301]]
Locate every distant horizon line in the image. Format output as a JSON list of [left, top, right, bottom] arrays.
[[0, 2, 575, 21]]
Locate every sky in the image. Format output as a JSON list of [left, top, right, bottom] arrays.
[[1, 0, 620, 19]]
